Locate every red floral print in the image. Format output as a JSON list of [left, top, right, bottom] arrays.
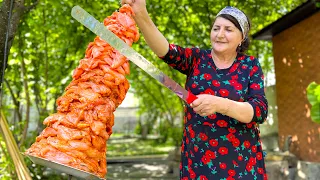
[[189, 169, 196, 179], [199, 132, 208, 141], [252, 145, 257, 153], [219, 89, 229, 97], [227, 177, 235, 180], [232, 138, 240, 147], [220, 163, 227, 169], [205, 150, 216, 159], [218, 147, 229, 155], [246, 163, 253, 171], [209, 139, 218, 147], [256, 152, 263, 160], [217, 120, 228, 127], [185, 48, 192, 58], [249, 157, 257, 165], [227, 133, 235, 141], [258, 167, 264, 174], [238, 155, 243, 161], [228, 128, 236, 133], [228, 169, 236, 176], [250, 83, 261, 90], [199, 175, 208, 180], [208, 113, 217, 120], [256, 106, 262, 117], [201, 155, 211, 164], [234, 83, 243, 90], [204, 88, 215, 95], [244, 141, 251, 148], [203, 73, 212, 80], [212, 80, 220, 87]]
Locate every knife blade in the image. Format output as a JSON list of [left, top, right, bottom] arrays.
[[71, 5, 197, 104]]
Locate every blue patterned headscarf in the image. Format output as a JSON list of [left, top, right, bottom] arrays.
[[216, 6, 249, 38]]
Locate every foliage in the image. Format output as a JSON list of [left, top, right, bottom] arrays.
[[306, 82, 320, 123], [0, 136, 15, 180], [0, 0, 307, 179]]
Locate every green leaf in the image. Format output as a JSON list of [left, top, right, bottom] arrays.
[[307, 82, 320, 123], [307, 82, 319, 105], [310, 103, 320, 123]]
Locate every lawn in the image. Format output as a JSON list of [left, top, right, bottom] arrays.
[[106, 135, 176, 157]]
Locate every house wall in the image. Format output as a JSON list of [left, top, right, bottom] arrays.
[[272, 12, 320, 162]]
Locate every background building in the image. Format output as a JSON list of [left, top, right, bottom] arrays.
[[253, 1, 320, 178]]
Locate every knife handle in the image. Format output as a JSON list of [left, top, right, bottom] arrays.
[[186, 92, 198, 105]]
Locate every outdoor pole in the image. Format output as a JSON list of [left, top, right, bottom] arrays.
[[0, 110, 32, 180]]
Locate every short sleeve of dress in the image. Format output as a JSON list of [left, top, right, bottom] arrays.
[[159, 44, 198, 75], [247, 57, 268, 124]]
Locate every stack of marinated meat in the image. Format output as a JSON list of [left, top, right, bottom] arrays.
[[26, 5, 139, 178]]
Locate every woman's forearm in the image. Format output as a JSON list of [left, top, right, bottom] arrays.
[[134, 9, 169, 57], [218, 97, 254, 124]]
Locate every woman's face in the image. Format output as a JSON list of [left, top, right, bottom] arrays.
[[210, 17, 243, 54]]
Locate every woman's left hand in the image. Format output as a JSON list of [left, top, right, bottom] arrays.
[[190, 94, 221, 117]]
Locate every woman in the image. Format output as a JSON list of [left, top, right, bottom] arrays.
[[121, 1, 268, 179]]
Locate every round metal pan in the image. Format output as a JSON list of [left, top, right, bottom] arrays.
[[23, 153, 106, 180]]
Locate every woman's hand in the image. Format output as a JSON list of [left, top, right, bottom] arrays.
[[190, 94, 224, 117], [120, 0, 147, 15], [121, 0, 169, 57], [191, 94, 254, 123]]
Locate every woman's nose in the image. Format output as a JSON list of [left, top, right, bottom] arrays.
[[217, 29, 225, 38]]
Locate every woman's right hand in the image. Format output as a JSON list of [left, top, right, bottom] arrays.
[[121, 0, 169, 57], [120, 0, 147, 15]]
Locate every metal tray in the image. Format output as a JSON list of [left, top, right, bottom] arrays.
[[23, 153, 106, 180]]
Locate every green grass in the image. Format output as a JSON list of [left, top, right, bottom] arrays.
[[107, 138, 175, 157], [109, 133, 126, 137]]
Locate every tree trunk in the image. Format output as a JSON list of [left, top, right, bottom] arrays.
[[0, 0, 11, 87], [0, 0, 38, 87], [18, 31, 31, 147]]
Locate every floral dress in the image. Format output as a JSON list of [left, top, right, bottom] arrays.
[[160, 44, 268, 180]]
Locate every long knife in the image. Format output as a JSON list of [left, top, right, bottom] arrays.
[[71, 6, 197, 104]]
